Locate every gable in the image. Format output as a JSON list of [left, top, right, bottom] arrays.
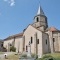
[[24, 25, 42, 35]]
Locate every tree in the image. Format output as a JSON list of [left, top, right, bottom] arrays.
[[10, 46, 16, 52]]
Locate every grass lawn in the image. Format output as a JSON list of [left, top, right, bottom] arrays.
[[43, 53, 60, 60], [3, 53, 60, 60], [4, 54, 20, 60]]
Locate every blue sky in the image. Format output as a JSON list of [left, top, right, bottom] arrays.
[[0, 0, 60, 39]]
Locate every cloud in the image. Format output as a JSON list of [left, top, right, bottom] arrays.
[[4, 0, 15, 7], [4, 0, 9, 2], [9, 0, 15, 6]]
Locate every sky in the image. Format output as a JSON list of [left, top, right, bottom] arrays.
[[0, 0, 60, 39]]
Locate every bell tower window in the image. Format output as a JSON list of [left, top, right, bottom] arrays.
[[36, 17, 39, 22]]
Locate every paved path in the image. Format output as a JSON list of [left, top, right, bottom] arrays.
[[0, 52, 15, 60]]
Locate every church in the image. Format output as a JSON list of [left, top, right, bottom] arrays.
[[3, 5, 60, 58]]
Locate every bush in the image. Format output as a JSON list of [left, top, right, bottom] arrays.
[[31, 54, 35, 58], [10, 46, 16, 52], [41, 55, 55, 60], [31, 53, 38, 59]]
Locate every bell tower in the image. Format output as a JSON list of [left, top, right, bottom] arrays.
[[33, 5, 48, 31]]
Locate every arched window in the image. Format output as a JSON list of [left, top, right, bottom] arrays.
[[31, 37, 33, 44], [36, 17, 39, 22]]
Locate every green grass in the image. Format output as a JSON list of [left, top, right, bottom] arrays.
[[42, 53, 60, 60], [3, 53, 60, 60]]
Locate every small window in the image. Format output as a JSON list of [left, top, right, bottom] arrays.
[[53, 38, 55, 42], [37, 39, 39, 44], [31, 37, 33, 44], [46, 39, 47, 45], [26, 46, 27, 52], [1, 44, 3, 47], [36, 17, 39, 22]]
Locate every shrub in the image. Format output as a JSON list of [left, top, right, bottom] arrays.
[[31, 53, 38, 59], [10, 46, 16, 52], [31, 54, 35, 58], [41, 55, 55, 60]]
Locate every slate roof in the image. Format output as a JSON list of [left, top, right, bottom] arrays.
[[37, 5, 45, 16]]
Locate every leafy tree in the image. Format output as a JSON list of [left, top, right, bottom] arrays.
[[10, 46, 16, 52]]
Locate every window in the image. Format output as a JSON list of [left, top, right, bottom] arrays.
[[53, 38, 55, 42], [26, 46, 28, 52], [1, 44, 3, 47], [46, 39, 47, 45], [36, 17, 39, 22], [37, 39, 39, 44], [31, 37, 33, 44]]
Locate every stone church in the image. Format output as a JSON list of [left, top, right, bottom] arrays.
[[3, 5, 60, 58]]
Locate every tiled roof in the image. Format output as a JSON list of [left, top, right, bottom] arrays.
[[4, 33, 23, 41], [50, 27, 58, 31], [46, 27, 59, 32]]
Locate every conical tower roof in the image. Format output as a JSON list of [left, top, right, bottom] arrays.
[[37, 5, 45, 15]]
